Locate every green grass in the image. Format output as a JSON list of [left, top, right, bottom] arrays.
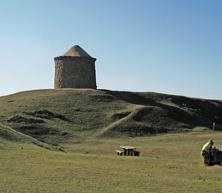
[[0, 89, 130, 143], [0, 89, 222, 148], [1, 89, 222, 192], [1, 131, 222, 193]]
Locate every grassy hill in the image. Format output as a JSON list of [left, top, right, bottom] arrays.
[[0, 89, 222, 148], [1, 89, 222, 193]]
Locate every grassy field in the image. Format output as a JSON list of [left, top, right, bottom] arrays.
[[1, 89, 222, 192], [1, 131, 222, 193]]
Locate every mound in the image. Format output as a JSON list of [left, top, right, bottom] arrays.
[[0, 89, 222, 146]]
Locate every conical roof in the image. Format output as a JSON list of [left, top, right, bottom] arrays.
[[63, 45, 92, 57]]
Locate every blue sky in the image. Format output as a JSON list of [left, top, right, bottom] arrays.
[[0, 0, 222, 99]]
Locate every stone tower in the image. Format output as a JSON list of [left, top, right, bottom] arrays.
[[54, 45, 97, 89]]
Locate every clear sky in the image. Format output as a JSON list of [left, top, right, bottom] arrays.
[[0, 0, 222, 99]]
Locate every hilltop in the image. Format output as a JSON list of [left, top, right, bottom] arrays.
[[0, 89, 222, 148]]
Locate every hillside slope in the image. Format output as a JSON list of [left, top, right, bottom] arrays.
[[0, 89, 222, 146]]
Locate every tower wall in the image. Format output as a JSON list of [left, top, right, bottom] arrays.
[[54, 56, 97, 89]]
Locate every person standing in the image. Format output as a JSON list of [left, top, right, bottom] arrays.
[[212, 122, 216, 130]]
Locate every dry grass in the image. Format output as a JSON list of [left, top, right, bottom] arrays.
[[1, 131, 222, 193]]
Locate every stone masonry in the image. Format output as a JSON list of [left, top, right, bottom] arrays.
[[54, 45, 97, 89]]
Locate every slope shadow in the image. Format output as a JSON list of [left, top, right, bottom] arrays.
[[102, 90, 212, 128]]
